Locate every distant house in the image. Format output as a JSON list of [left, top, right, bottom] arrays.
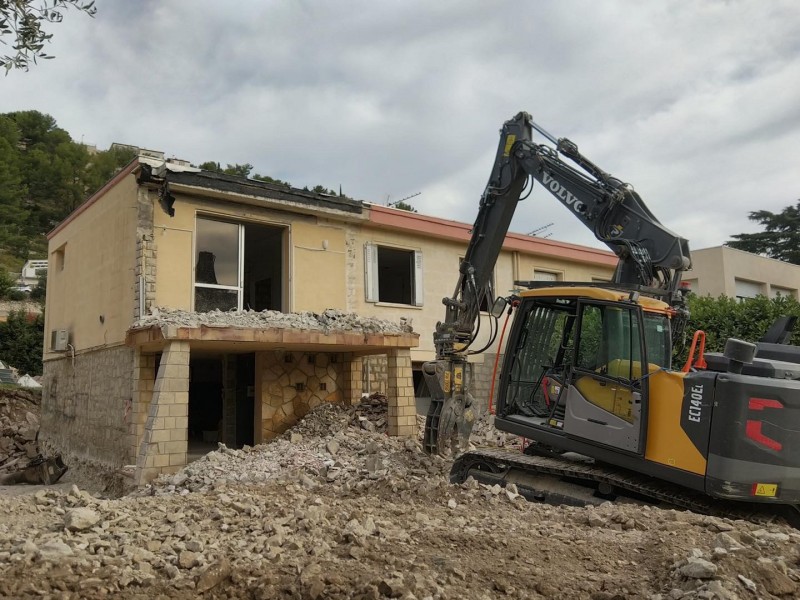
[[18, 259, 48, 287], [41, 154, 617, 485], [681, 246, 800, 300]]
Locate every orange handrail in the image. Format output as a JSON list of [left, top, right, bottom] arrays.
[[682, 330, 708, 372]]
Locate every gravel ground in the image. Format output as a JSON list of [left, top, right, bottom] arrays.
[[1, 398, 799, 599]]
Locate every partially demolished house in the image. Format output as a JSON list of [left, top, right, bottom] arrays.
[[41, 157, 616, 484]]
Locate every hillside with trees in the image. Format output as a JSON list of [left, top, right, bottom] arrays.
[[0, 110, 136, 275]]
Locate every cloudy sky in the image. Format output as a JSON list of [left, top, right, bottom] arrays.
[[3, 1, 799, 251]]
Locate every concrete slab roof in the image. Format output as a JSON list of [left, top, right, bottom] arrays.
[[126, 324, 419, 356]]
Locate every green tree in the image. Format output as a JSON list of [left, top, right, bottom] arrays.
[[0, 0, 96, 72], [391, 200, 418, 213], [197, 160, 221, 171], [0, 115, 29, 259], [311, 184, 337, 195], [0, 268, 13, 298], [223, 163, 253, 178], [727, 201, 800, 265], [29, 268, 46, 302], [0, 110, 135, 267], [252, 173, 291, 187], [0, 310, 43, 375]]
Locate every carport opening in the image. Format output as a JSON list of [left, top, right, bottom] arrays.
[[188, 353, 255, 461], [188, 358, 223, 459]]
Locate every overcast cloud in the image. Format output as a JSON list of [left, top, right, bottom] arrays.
[[2, 0, 799, 251]]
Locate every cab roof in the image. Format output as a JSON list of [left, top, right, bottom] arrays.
[[519, 285, 671, 312]]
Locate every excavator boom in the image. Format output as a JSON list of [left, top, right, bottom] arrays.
[[424, 112, 690, 454]]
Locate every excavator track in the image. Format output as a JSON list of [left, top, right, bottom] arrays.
[[452, 448, 800, 528]]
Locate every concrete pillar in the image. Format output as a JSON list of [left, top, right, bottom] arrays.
[[128, 349, 156, 463], [387, 348, 417, 437], [341, 353, 363, 405], [134, 340, 190, 485]]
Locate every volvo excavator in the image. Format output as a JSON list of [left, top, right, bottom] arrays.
[[422, 112, 800, 522]]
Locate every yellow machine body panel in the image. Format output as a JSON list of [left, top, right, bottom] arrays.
[[575, 360, 662, 423], [644, 370, 707, 475]]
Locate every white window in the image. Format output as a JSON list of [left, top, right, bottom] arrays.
[[194, 217, 285, 312], [734, 278, 763, 301], [364, 243, 423, 306], [533, 269, 560, 282], [771, 285, 796, 299]]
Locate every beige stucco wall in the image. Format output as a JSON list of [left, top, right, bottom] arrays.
[[685, 246, 800, 298], [347, 224, 616, 362], [44, 172, 139, 356], [152, 191, 349, 313]]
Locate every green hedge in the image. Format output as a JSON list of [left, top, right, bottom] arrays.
[[677, 294, 800, 364]]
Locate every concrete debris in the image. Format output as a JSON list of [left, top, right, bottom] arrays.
[[0, 389, 67, 486], [63, 507, 100, 531], [133, 306, 414, 334], [2, 392, 799, 598]]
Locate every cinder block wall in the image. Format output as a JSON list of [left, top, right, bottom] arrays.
[[362, 354, 387, 395], [40, 346, 134, 469], [471, 353, 504, 417]]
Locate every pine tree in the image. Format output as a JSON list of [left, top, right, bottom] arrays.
[[727, 201, 800, 265]]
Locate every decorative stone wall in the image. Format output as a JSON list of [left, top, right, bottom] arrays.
[[40, 345, 135, 469], [258, 350, 342, 440]]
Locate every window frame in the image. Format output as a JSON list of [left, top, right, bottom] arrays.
[[194, 216, 245, 312], [364, 242, 423, 307]]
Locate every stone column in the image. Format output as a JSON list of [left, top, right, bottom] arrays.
[[341, 353, 363, 405], [134, 340, 190, 485], [128, 349, 156, 463], [387, 348, 416, 437]]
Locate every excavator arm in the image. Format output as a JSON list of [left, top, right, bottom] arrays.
[[423, 111, 691, 455]]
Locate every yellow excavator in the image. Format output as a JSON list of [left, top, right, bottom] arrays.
[[423, 112, 800, 521]]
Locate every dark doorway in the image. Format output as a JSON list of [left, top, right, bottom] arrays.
[[188, 358, 223, 459], [236, 353, 255, 447], [244, 223, 283, 311]]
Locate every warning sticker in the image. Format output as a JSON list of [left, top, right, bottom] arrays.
[[753, 483, 778, 497]]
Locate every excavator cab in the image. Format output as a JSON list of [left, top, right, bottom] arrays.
[[498, 286, 671, 458]]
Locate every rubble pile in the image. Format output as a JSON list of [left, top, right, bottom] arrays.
[[0, 388, 41, 475], [132, 307, 414, 335], [468, 412, 521, 449], [352, 392, 389, 433], [2, 397, 799, 598], [140, 400, 450, 499]]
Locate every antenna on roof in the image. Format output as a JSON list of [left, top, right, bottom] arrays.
[[387, 191, 421, 207], [526, 223, 554, 238]]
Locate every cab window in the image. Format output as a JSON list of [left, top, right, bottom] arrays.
[[575, 303, 643, 381]]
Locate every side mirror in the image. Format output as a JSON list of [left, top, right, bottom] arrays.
[[490, 297, 508, 318]]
